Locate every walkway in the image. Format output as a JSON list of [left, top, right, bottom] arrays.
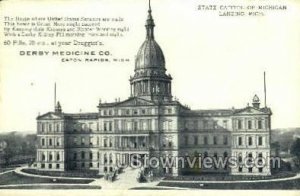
[[0, 183, 99, 189], [7, 166, 300, 189], [91, 167, 157, 189], [14, 167, 96, 180], [162, 173, 300, 184], [0, 169, 14, 176]]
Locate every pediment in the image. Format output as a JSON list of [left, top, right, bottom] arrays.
[[115, 97, 155, 107], [37, 112, 63, 120], [234, 107, 266, 115]]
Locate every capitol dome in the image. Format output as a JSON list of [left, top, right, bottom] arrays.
[[135, 39, 165, 71], [134, 2, 165, 71]]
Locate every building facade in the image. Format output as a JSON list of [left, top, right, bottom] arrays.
[[36, 5, 272, 176]]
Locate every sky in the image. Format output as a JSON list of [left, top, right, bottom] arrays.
[[0, 0, 300, 133]]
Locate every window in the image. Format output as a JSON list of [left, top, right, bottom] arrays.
[[248, 120, 252, 129], [56, 154, 60, 161], [162, 141, 166, 147], [204, 136, 208, 145], [41, 138, 45, 146], [141, 109, 146, 114], [104, 123, 107, 131], [259, 168, 263, 173], [103, 110, 107, 115], [81, 162, 85, 168], [41, 124, 45, 132], [257, 152, 263, 167], [73, 137, 78, 145], [224, 152, 228, 158], [108, 110, 112, 115], [223, 120, 228, 129], [248, 137, 253, 146], [213, 136, 217, 145], [49, 153, 53, 161], [258, 120, 262, 129], [194, 136, 198, 145], [134, 121, 138, 131], [104, 154, 108, 163], [168, 109, 172, 114], [81, 151, 85, 159], [89, 162, 93, 168], [223, 136, 228, 145], [109, 154, 113, 163], [248, 167, 253, 173], [49, 138, 52, 146], [104, 139, 107, 147], [238, 120, 242, 129], [81, 137, 85, 145], [168, 141, 172, 147], [126, 109, 130, 115], [238, 137, 242, 146], [56, 124, 59, 132], [203, 120, 208, 129], [41, 164, 45, 168], [42, 154, 46, 161], [238, 166, 243, 172], [238, 155, 242, 163], [213, 121, 218, 129], [49, 124, 52, 132], [56, 164, 60, 169], [213, 152, 218, 158], [248, 153, 253, 159], [184, 136, 188, 146], [73, 152, 77, 160], [133, 110, 138, 115], [49, 164, 52, 169], [90, 152, 93, 160], [258, 136, 263, 146], [109, 122, 112, 131]]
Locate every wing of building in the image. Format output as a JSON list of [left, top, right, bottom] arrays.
[[36, 4, 272, 176]]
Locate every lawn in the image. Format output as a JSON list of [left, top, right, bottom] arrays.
[[158, 178, 300, 189], [22, 168, 102, 178], [0, 171, 94, 185], [0, 185, 101, 189], [0, 168, 15, 173]]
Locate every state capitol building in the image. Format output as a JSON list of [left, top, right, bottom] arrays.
[[35, 3, 272, 176]]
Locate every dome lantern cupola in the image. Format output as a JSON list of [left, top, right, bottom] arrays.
[[252, 94, 260, 109], [130, 0, 172, 102]]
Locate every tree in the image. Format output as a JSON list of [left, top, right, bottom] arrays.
[[290, 138, 300, 167]]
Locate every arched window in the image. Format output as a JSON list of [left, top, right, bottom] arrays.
[[42, 153, 46, 161], [224, 152, 228, 158], [56, 153, 60, 161], [49, 153, 53, 161], [238, 153, 243, 163], [104, 153, 108, 163], [109, 153, 113, 163]]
